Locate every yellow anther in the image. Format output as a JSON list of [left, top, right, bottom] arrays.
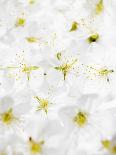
[[26, 37, 39, 43], [87, 33, 99, 43], [29, 137, 44, 154], [15, 18, 26, 27], [56, 53, 62, 60], [102, 140, 111, 149], [96, 0, 104, 14], [69, 21, 78, 32], [98, 68, 114, 82], [99, 69, 114, 76]]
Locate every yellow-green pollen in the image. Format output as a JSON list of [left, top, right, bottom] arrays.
[[15, 18, 26, 27], [95, 0, 104, 14], [29, 137, 44, 154], [22, 64, 39, 80], [54, 59, 77, 80], [73, 112, 87, 127], [87, 33, 99, 43], [1, 108, 15, 124], [34, 96, 49, 114], [26, 37, 39, 43], [69, 21, 78, 32]]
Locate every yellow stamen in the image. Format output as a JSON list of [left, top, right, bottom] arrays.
[[95, 0, 104, 14], [87, 33, 99, 43], [54, 59, 77, 80], [102, 140, 111, 149], [98, 68, 114, 82], [26, 37, 39, 43], [34, 96, 49, 114], [1, 108, 15, 125], [73, 112, 87, 127], [22, 64, 39, 80], [15, 18, 26, 27], [56, 53, 62, 60], [69, 21, 78, 32], [7, 66, 19, 69], [29, 137, 44, 154], [86, 65, 114, 82], [99, 69, 114, 76]]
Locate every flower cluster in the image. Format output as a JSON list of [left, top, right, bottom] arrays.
[[0, 0, 116, 155]]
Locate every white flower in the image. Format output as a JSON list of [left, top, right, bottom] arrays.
[[12, 115, 63, 155], [46, 50, 80, 87], [95, 136, 116, 155], [58, 94, 116, 153], [0, 0, 116, 154], [31, 86, 68, 118], [82, 51, 116, 95], [1, 51, 44, 91], [0, 86, 33, 134]]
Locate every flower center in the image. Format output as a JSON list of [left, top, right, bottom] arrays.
[[29, 137, 44, 154], [73, 112, 87, 127], [54, 59, 77, 80], [95, 0, 104, 14], [22, 64, 39, 80], [15, 18, 26, 27], [87, 33, 99, 43], [1, 108, 15, 124], [34, 96, 49, 114]]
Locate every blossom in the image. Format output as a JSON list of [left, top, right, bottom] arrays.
[[13, 114, 64, 155], [58, 94, 116, 153], [0, 86, 33, 134], [82, 51, 116, 95], [0, 0, 116, 154]]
